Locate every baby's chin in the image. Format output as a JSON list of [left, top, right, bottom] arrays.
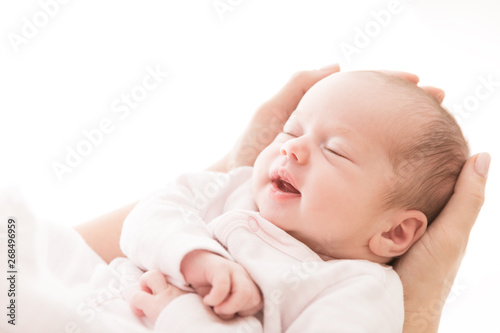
[[253, 186, 298, 233], [255, 199, 288, 230]]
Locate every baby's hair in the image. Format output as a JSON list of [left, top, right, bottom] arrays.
[[362, 71, 469, 224]]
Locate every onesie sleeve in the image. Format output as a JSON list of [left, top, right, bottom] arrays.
[[120, 170, 243, 287], [285, 268, 404, 333], [154, 293, 263, 333]]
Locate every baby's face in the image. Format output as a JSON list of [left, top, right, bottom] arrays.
[[252, 72, 408, 260]]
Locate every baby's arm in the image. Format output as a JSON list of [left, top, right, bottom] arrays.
[[131, 268, 263, 332], [120, 169, 262, 318], [120, 171, 237, 286]]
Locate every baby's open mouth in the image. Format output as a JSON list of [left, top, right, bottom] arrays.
[[274, 178, 301, 194], [270, 169, 301, 195]]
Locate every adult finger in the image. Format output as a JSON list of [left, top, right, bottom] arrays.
[[420, 86, 445, 104], [378, 70, 420, 84], [260, 64, 341, 117], [378, 71, 445, 103], [433, 153, 490, 236], [375, 70, 448, 104], [139, 270, 169, 294], [285, 63, 341, 95]]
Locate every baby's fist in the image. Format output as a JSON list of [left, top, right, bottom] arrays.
[[130, 270, 187, 323], [181, 250, 263, 319], [206, 262, 263, 320]]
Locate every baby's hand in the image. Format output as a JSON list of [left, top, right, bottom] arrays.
[[130, 270, 188, 324], [181, 250, 263, 320]]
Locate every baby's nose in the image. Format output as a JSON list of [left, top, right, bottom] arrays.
[[280, 139, 309, 164], [280, 147, 298, 161]]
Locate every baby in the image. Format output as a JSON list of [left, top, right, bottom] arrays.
[[120, 70, 468, 332]]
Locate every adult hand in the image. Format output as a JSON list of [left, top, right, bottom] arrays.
[[393, 152, 490, 333]]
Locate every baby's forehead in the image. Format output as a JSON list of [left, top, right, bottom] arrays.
[[296, 70, 441, 123], [340, 70, 428, 98], [293, 71, 437, 147], [334, 71, 437, 117], [298, 71, 427, 117]]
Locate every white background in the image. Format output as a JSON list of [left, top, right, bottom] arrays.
[[1, 0, 499, 331]]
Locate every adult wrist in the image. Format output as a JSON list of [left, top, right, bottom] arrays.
[[403, 279, 453, 333], [403, 307, 442, 333]]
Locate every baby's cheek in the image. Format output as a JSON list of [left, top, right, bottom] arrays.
[[252, 154, 273, 204], [253, 147, 271, 172], [251, 173, 264, 210], [305, 188, 331, 212]]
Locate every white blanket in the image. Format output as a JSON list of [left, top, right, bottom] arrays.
[[0, 191, 152, 333]]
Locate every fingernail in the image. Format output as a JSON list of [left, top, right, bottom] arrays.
[[319, 63, 340, 72], [474, 153, 491, 178]]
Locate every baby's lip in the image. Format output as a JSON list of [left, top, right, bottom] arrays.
[[270, 169, 301, 195]]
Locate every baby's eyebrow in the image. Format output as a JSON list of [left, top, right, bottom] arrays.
[[288, 110, 308, 125], [287, 112, 300, 122], [330, 126, 356, 138], [291, 109, 358, 139], [282, 113, 301, 128]]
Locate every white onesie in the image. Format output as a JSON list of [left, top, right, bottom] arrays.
[[120, 166, 404, 332]]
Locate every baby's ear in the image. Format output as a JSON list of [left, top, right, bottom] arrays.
[[368, 210, 427, 258]]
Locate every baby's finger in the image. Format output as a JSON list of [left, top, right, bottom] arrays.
[[129, 291, 152, 317], [213, 272, 262, 317], [214, 313, 235, 321], [237, 300, 264, 317], [139, 270, 169, 295], [193, 285, 212, 297], [131, 307, 145, 318], [202, 271, 231, 307]]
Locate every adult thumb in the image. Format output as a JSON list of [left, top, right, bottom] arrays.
[[433, 153, 490, 236]]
